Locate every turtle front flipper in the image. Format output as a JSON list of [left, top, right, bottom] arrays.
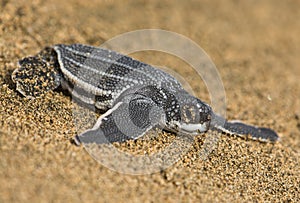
[[12, 47, 62, 98], [74, 94, 166, 145], [222, 121, 279, 142], [211, 113, 279, 142]]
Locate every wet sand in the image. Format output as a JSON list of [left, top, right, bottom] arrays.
[[0, 0, 299, 202]]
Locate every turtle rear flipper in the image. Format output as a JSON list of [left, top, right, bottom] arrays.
[[12, 47, 61, 98]]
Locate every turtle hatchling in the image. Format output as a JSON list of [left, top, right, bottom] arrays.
[[12, 44, 279, 145]]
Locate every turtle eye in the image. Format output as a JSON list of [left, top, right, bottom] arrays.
[[181, 104, 198, 123]]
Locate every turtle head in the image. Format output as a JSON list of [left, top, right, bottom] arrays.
[[177, 99, 212, 135], [12, 47, 62, 98]]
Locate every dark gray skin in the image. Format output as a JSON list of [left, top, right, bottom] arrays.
[[12, 44, 279, 144]]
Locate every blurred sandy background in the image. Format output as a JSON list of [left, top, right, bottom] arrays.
[[0, 0, 299, 202]]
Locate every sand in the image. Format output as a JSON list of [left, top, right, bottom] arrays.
[[0, 0, 299, 202]]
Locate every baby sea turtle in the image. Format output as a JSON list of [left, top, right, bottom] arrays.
[[12, 44, 279, 145]]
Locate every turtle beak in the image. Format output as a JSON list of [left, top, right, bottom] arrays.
[[179, 121, 210, 135]]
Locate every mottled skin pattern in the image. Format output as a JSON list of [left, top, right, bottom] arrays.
[[12, 44, 279, 144]]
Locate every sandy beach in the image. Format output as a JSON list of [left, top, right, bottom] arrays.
[[0, 0, 299, 202]]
